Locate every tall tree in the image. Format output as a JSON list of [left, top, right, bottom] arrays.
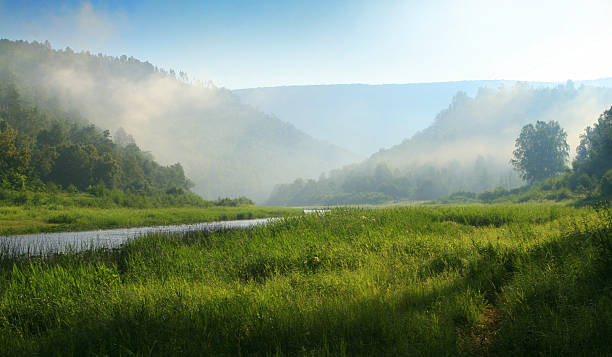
[[511, 120, 569, 183]]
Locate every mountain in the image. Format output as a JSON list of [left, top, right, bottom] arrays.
[[0, 39, 358, 202], [234, 79, 612, 157], [266, 82, 612, 205]]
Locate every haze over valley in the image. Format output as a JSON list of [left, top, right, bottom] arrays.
[[2, 38, 612, 204]]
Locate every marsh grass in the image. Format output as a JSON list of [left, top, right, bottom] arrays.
[[0, 206, 299, 236], [0, 204, 610, 355]]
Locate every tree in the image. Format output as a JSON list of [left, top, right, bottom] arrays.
[[600, 169, 612, 198], [511, 120, 569, 183], [50, 143, 97, 190], [113, 127, 135, 147], [574, 106, 612, 178], [0, 119, 31, 189]]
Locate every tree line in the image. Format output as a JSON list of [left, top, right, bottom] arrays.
[[266, 157, 521, 206]]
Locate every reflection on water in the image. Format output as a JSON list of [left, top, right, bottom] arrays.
[[0, 218, 273, 256], [302, 209, 330, 214]]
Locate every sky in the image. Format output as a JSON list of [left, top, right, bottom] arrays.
[[1, 0, 611, 89]]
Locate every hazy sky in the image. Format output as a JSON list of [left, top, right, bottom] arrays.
[[1, 0, 611, 89]]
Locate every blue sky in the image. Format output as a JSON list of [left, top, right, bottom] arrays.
[[1, 0, 611, 89]]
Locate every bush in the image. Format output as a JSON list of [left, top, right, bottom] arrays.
[[544, 188, 573, 201], [479, 187, 510, 203], [600, 169, 612, 198], [575, 173, 593, 192], [214, 197, 254, 206], [87, 182, 107, 197], [46, 182, 60, 193], [165, 187, 186, 195]]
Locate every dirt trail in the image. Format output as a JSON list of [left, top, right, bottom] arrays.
[[463, 307, 503, 356]]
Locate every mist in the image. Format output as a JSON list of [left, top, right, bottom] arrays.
[[267, 81, 612, 205], [2, 39, 611, 205], [0, 40, 357, 202], [237, 80, 612, 159], [234, 81, 511, 156], [373, 82, 612, 166]]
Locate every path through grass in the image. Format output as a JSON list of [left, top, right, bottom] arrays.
[[0, 204, 610, 355]]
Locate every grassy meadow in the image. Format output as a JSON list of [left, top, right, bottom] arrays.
[[0, 204, 610, 355]]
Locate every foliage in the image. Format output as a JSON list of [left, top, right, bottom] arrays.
[[600, 169, 612, 198], [511, 120, 570, 183], [0, 119, 30, 189], [213, 196, 254, 206], [574, 106, 612, 178], [0, 205, 610, 355]]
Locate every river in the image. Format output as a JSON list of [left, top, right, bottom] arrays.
[[0, 218, 274, 256]]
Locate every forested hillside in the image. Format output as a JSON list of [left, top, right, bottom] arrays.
[[268, 83, 612, 205], [0, 39, 357, 202], [0, 72, 196, 198]]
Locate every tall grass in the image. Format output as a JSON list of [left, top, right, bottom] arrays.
[[0, 204, 610, 355]]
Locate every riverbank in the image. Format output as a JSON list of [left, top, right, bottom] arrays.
[[1, 204, 610, 355], [0, 206, 300, 236]]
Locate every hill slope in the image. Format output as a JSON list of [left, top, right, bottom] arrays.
[[235, 79, 612, 156], [371, 82, 612, 167], [0, 39, 358, 202]]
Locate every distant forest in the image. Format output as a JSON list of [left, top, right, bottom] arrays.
[[267, 158, 520, 206]]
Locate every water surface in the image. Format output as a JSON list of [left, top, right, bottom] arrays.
[[1, 218, 273, 256]]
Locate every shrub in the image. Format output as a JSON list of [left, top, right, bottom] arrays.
[[479, 187, 509, 203], [600, 169, 612, 198]]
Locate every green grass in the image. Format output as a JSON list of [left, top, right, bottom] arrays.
[[0, 204, 610, 355], [0, 206, 300, 235]]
